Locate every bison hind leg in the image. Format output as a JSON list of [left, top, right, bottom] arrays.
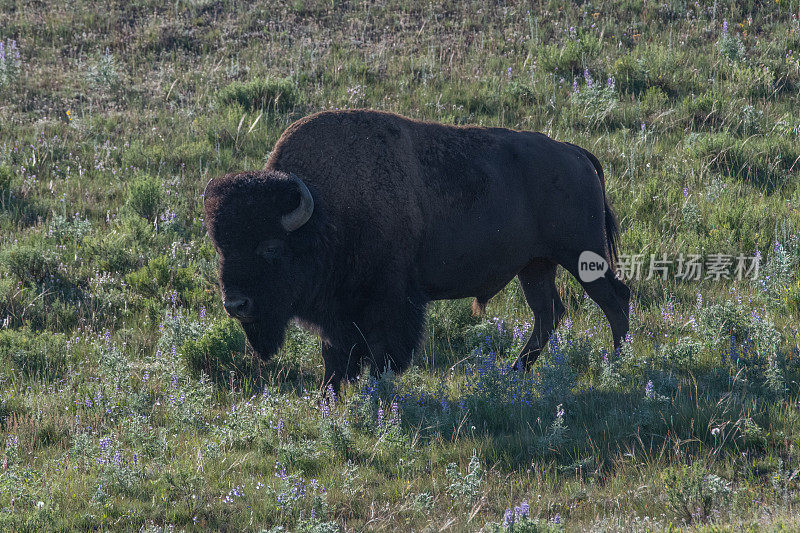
[[514, 259, 564, 370]]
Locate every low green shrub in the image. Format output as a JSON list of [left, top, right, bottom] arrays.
[[611, 44, 701, 96], [0, 164, 11, 194], [538, 34, 601, 74], [661, 463, 730, 523], [218, 77, 299, 112], [0, 328, 69, 380], [0, 243, 61, 286], [126, 174, 164, 222], [125, 255, 200, 304], [181, 318, 258, 378]]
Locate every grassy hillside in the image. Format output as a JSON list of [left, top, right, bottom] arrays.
[[1, 0, 800, 530]]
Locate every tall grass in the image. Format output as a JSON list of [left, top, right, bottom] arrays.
[[1, 0, 800, 530]]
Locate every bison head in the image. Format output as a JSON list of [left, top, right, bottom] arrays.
[[203, 170, 316, 360]]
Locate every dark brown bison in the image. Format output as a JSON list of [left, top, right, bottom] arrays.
[[203, 109, 630, 389]]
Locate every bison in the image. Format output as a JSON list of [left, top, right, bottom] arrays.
[[203, 109, 630, 389]]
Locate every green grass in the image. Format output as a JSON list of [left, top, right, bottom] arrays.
[[1, 0, 800, 530]]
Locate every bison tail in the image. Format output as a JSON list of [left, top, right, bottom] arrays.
[[604, 200, 620, 273], [577, 145, 620, 273]]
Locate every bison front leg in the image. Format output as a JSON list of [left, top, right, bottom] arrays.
[[353, 294, 427, 379], [320, 337, 363, 392]]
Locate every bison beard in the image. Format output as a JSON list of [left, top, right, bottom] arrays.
[[241, 316, 289, 361], [204, 109, 631, 391]]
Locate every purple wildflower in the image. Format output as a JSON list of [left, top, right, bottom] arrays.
[[502, 507, 515, 528], [326, 383, 336, 405], [645, 380, 655, 399], [515, 500, 529, 520], [274, 461, 287, 480]]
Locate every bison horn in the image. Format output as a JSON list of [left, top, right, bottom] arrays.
[[281, 173, 314, 232], [202, 178, 214, 204]]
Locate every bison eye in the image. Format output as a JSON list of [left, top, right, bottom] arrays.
[[256, 239, 285, 262]]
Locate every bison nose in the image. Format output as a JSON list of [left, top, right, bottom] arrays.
[[224, 297, 254, 319]]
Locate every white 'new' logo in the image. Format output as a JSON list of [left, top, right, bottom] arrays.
[[578, 251, 608, 282]]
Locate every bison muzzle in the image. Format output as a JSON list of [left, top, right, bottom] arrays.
[[203, 110, 630, 389]]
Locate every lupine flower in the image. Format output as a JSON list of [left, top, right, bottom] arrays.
[[377, 406, 384, 426], [514, 500, 529, 520], [326, 383, 336, 405], [553, 513, 562, 524], [502, 507, 515, 528], [274, 461, 287, 480], [729, 333, 738, 362], [645, 380, 655, 399]]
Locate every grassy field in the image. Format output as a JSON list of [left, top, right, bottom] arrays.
[[2, 0, 800, 530]]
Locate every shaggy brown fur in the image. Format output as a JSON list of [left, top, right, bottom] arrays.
[[204, 109, 630, 389]]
